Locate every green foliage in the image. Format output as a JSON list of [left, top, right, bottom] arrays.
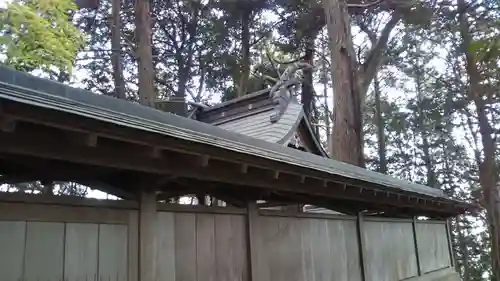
[[0, 0, 86, 74], [470, 36, 500, 62]]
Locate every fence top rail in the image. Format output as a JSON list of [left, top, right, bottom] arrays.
[[0, 192, 137, 209], [157, 203, 247, 215], [259, 209, 357, 220], [363, 216, 414, 223], [0, 192, 450, 225], [0, 192, 249, 214], [415, 219, 447, 224]]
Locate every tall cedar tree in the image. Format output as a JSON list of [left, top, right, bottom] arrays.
[[457, 0, 500, 275]]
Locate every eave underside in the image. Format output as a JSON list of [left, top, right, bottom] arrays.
[[0, 99, 470, 218]]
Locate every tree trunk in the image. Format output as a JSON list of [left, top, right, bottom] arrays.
[[457, 0, 500, 276], [135, 0, 155, 106], [302, 39, 315, 120], [323, 0, 364, 167], [358, 14, 400, 99], [175, 5, 199, 114], [238, 8, 251, 97], [111, 0, 126, 100], [320, 31, 331, 154], [373, 74, 386, 173], [414, 66, 435, 187]]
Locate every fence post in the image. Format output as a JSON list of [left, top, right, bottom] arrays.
[[246, 201, 259, 281], [356, 212, 367, 281], [412, 216, 422, 276], [139, 191, 157, 281], [445, 219, 455, 268]]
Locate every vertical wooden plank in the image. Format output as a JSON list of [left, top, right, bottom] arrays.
[[139, 191, 157, 281], [327, 219, 362, 281], [282, 217, 303, 281], [268, 217, 287, 281], [264, 216, 302, 281], [129, 211, 139, 281], [99, 224, 128, 281], [310, 219, 330, 281], [299, 219, 314, 281], [256, 216, 272, 281], [156, 212, 176, 281], [174, 213, 197, 281], [64, 223, 99, 281], [330, 220, 349, 281], [24, 221, 65, 281], [412, 217, 422, 276], [246, 202, 260, 281], [356, 213, 367, 281], [231, 214, 249, 281], [343, 220, 362, 281], [0, 221, 25, 281], [445, 220, 455, 268], [197, 214, 217, 281], [215, 214, 233, 281]]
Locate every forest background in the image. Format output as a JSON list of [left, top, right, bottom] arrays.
[[0, 0, 499, 278]]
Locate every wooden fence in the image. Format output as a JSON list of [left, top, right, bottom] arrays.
[[0, 194, 454, 281]]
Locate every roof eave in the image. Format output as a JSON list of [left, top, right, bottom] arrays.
[[0, 66, 473, 216]]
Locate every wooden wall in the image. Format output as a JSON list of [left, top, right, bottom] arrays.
[[0, 195, 454, 281], [362, 219, 418, 281], [155, 212, 248, 281], [0, 201, 133, 281], [256, 215, 361, 281], [415, 220, 453, 274]]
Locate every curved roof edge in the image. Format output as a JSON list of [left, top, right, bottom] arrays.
[[276, 100, 329, 158]]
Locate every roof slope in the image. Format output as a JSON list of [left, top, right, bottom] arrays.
[[216, 102, 302, 143], [0, 67, 463, 202], [194, 87, 328, 156]]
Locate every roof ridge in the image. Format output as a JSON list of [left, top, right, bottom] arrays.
[[200, 88, 271, 112]]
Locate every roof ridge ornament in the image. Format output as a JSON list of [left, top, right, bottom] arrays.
[[269, 62, 313, 123]]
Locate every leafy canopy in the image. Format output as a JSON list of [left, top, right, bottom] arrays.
[[0, 0, 86, 74]]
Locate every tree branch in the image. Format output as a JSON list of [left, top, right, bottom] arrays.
[[356, 19, 377, 43], [359, 12, 401, 95]]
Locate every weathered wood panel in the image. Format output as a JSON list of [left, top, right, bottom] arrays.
[[174, 212, 197, 281], [64, 223, 99, 281], [157, 211, 248, 281], [258, 216, 361, 281], [415, 222, 451, 273], [363, 221, 418, 281], [128, 211, 139, 281], [215, 214, 247, 281], [0, 199, 135, 281], [24, 221, 65, 281], [0, 221, 25, 281], [157, 212, 176, 281], [98, 224, 128, 281], [0, 196, 455, 281], [197, 214, 217, 281]]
